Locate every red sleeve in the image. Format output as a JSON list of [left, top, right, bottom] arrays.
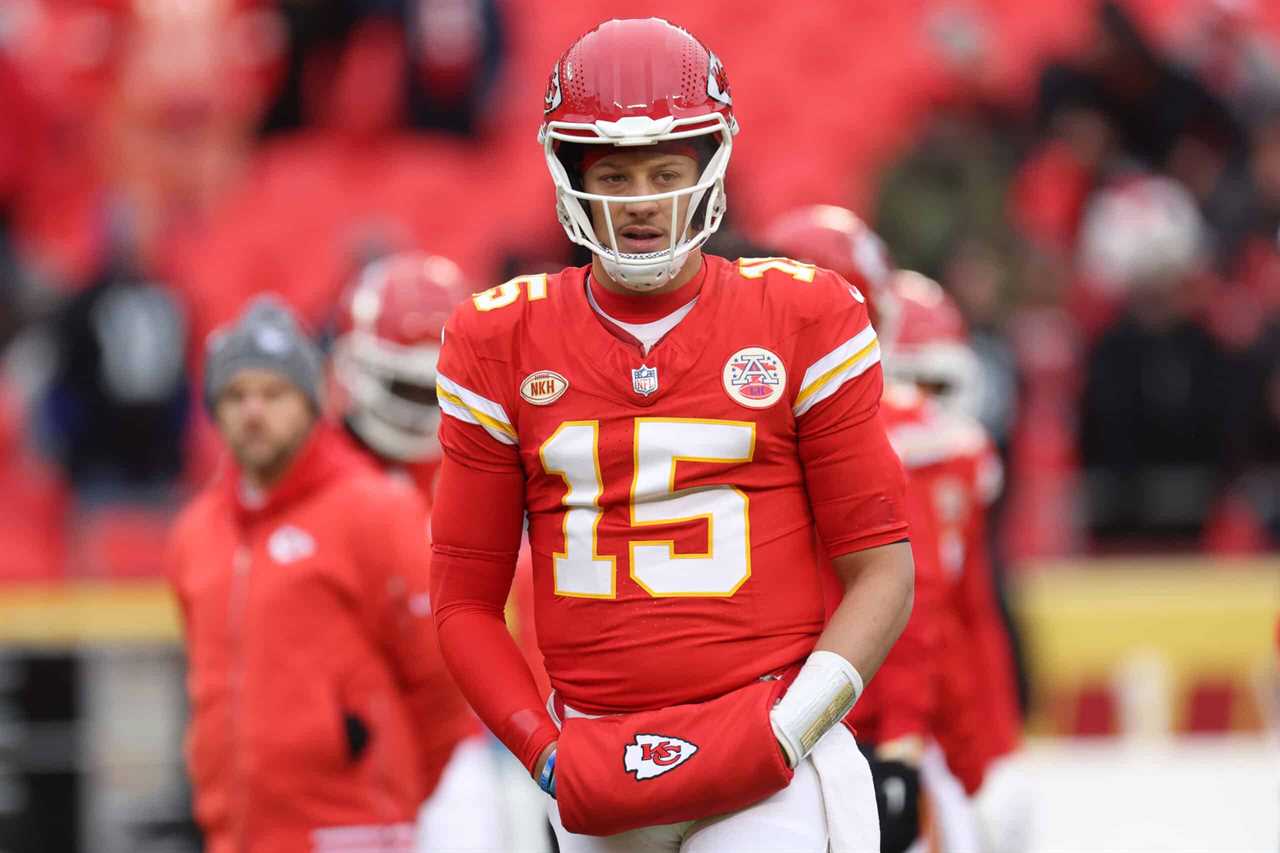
[[356, 482, 479, 798], [435, 310, 522, 473], [429, 453, 559, 775], [791, 271, 909, 556], [798, 379, 910, 558]]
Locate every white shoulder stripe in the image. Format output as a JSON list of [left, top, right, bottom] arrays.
[[793, 325, 880, 417], [436, 372, 517, 445]]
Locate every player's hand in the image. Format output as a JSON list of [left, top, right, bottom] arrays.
[[868, 749, 922, 853]]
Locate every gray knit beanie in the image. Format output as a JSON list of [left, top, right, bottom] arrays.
[[203, 295, 325, 414]]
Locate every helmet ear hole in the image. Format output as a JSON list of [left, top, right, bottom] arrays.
[[556, 142, 589, 192]]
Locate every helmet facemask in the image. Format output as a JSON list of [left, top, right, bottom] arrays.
[[542, 115, 734, 292], [335, 334, 442, 463], [885, 344, 985, 421]]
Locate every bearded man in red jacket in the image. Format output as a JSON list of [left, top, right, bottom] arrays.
[[168, 295, 473, 853]]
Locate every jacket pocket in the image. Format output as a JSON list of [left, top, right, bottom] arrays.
[[342, 711, 372, 763]]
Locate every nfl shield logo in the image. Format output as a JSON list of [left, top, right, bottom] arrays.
[[631, 365, 659, 396]]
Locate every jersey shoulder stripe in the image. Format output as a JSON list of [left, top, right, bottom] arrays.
[[436, 372, 517, 445], [793, 324, 880, 417]]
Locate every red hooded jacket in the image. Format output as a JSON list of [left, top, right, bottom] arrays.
[[168, 425, 474, 853]]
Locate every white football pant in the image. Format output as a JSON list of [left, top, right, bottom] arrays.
[[906, 744, 982, 853], [417, 734, 507, 852]]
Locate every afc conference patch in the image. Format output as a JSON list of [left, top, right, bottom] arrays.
[[723, 346, 786, 409]]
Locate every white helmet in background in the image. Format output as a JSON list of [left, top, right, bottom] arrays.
[[884, 270, 984, 420], [1078, 175, 1208, 295], [334, 252, 468, 463]]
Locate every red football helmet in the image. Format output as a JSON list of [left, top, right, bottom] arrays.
[[540, 18, 738, 291], [762, 206, 892, 295], [761, 204, 895, 330], [334, 252, 469, 462], [885, 270, 982, 418]]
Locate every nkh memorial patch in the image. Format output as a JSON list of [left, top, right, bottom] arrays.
[[623, 733, 698, 780], [723, 346, 786, 409], [520, 370, 569, 405]]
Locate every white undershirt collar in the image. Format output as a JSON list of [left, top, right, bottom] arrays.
[[585, 285, 698, 356]]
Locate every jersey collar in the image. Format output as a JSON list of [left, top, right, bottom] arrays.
[[587, 257, 707, 324]]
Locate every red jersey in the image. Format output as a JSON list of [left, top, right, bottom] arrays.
[[882, 385, 1020, 790], [436, 255, 908, 714], [844, 385, 948, 744]]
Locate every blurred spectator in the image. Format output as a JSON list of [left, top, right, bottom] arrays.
[[1036, 1, 1245, 187], [1228, 318, 1280, 544], [259, 0, 506, 138], [36, 254, 190, 502], [1174, 0, 1280, 121], [1075, 176, 1235, 548], [873, 92, 1023, 283]]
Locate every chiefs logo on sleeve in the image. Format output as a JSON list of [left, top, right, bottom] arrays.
[[623, 733, 698, 780]]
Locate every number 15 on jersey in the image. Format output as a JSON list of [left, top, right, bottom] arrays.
[[539, 418, 756, 599]]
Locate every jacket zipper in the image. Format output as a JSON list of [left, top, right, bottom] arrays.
[[228, 542, 251, 853]]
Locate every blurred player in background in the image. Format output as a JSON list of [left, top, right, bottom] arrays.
[[332, 251, 517, 851], [168, 296, 469, 853], [430, 17, 915, 852], [333, 253, 471, 502], [765, 206, 1026, 853], [882, 271, 1028, 853]]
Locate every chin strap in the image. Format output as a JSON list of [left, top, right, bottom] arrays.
[[769, 650, 864, 768]]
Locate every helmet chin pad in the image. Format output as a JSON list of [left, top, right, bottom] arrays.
[[349, 405, 440, 463], [599, 244, 693, 291]]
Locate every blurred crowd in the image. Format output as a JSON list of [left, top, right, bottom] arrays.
[[1, 0, 1279, 584]]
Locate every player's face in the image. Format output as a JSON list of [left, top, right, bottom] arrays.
[[582, 151, 700, 255], [214, 368, 315, 485]]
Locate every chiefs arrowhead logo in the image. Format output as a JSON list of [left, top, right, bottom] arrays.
[[543, 63, 563, 115], [623, 734, 698, 781]]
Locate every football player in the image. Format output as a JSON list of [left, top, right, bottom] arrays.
[[765, 206, 954, 852], [765, 207, 1025, 853], [333, 253, 469, 499], [428, 18, 915, 852], [881, 271, 1028, 853], [333, 252, 540, 851]]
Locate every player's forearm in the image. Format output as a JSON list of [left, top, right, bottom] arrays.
[[769, 541, 914, 767], [816, 540, 915, 682], [430, 540, 558, 775], [434, 601, 558, 774]]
